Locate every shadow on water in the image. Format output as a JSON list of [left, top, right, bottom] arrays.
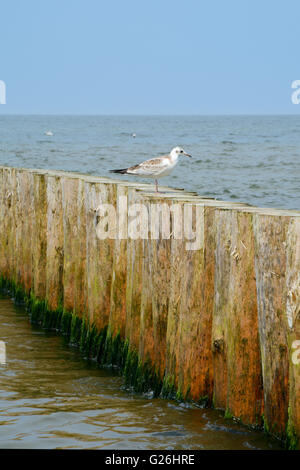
[[0, 296, 282, 450]]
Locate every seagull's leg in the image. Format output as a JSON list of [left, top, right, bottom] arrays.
[[155, 179, 158, 193]]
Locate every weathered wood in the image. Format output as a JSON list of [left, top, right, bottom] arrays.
[[109, 184, 128, 339], [285, 217, 300, 444], [0, 165, 299, 447], [46, 175, 64, 311], [32, 172, 48, 300], [212, 208, 263, 424]]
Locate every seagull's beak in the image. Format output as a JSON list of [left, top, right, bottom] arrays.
[[183, 152, 192, 158]]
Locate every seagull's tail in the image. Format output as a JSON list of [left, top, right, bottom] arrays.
[[109, 168, 129, 174]]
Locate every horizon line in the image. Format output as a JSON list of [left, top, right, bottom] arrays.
[[0, 112, 300, 117]]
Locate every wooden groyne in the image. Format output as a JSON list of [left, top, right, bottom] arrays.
[[0, 166, 299, 448]]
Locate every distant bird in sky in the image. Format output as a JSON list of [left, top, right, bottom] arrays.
[[44, 130, 53, 136], [110, 146, 192, 192]]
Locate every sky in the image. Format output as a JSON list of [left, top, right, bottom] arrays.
[[1, 0, 300, 115]]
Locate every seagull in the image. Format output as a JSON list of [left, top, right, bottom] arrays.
[[109, 146, 192, 192], [45, 130, 53, 136]]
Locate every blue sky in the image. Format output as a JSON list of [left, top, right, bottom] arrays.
[[1, 0, 300, 114]]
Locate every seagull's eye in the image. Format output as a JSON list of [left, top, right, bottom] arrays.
[[180, 150, 183, 153]]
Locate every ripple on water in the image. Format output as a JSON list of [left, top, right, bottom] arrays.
[[0, 297, 283, 450], [0, 115, 299, 210]]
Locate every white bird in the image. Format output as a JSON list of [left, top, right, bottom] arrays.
[[110, 146, 192, 192], [45, 130, 53, 136]]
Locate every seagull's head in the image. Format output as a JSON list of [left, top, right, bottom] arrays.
[[171, 146, 192, 158]]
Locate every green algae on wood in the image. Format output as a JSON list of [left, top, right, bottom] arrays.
[[0, 165, 299, 449], [0, 276, 162, 397]]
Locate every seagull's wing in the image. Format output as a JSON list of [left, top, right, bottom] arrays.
[[126, 155, 171, 175]]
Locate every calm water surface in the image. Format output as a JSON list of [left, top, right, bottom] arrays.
[[0, 297, 281, 450], [0, 115, 299, 210]]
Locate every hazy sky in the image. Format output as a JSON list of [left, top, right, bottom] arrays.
[[1, 0, 300, 114]]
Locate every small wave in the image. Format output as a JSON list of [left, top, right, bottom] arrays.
[[152, 431, 186, 437], [255, 162, 270, 168], [204, 423, 249, 436], [243, 441, 260, 450], [118, 132, 139, 137]]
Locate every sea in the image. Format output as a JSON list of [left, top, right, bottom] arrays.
[[0, 114, 299, 210], [0, 114, 295, 449], [0, 297, 281, 449]]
